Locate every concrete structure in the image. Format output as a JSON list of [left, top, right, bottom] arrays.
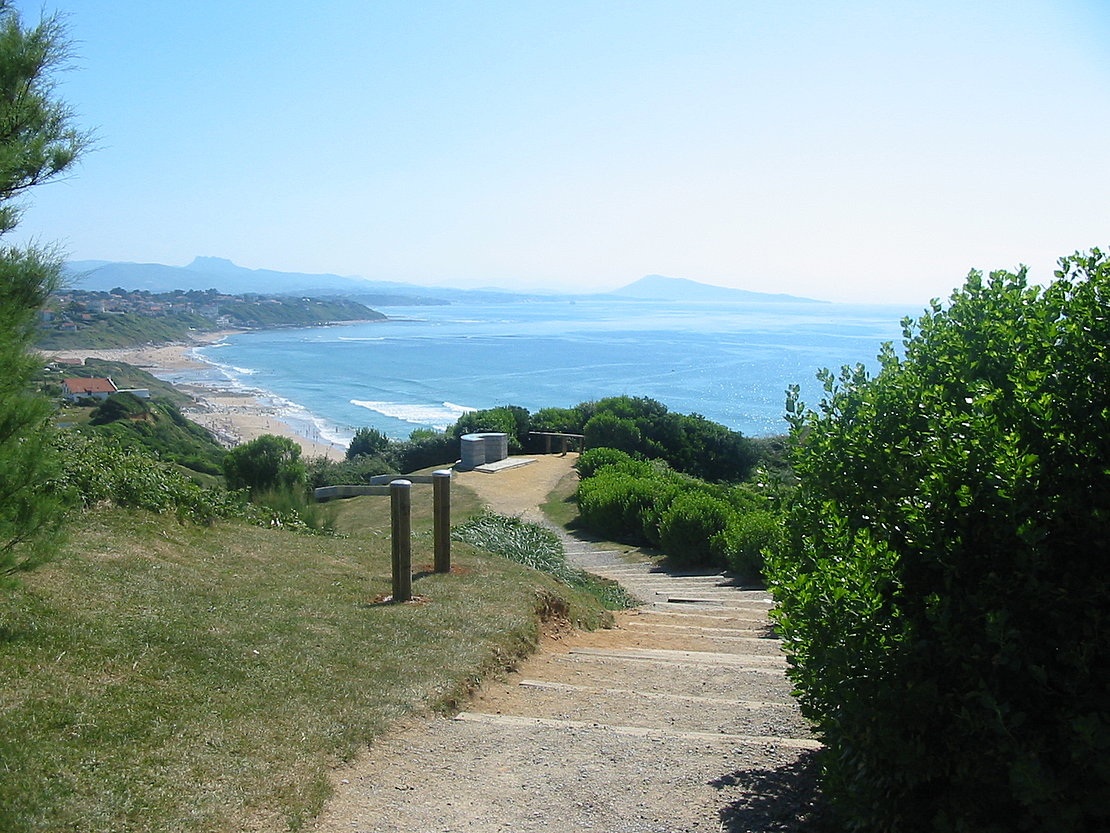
[[459, 432, 509, 469]]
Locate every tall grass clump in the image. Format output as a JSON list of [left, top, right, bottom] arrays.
[[453, 512, 636, 610]]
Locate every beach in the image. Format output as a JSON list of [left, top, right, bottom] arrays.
[[48, 331, 347, 461]]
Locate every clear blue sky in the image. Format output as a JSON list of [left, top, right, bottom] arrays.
[[11, 0, 1110, 303]]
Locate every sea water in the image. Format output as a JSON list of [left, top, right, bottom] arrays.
[[166, 298, 917, 449]]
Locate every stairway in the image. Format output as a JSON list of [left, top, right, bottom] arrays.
[[316, 526, 823, 832]]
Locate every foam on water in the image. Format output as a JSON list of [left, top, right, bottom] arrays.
[[350, 399, 478, 430]]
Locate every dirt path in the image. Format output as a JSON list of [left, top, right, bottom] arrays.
[[312, 455, 822, 832]]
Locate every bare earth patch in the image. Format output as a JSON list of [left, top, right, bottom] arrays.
[[311, 454, 823, 832]]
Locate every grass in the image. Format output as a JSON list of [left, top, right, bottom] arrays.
[[453, 512, 638, 610], [0, 478, 611, 832]]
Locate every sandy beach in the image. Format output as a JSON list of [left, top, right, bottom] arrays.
[[47, 332, 347, 461]]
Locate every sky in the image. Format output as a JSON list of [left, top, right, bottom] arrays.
[[9, 0, 1110, 303]]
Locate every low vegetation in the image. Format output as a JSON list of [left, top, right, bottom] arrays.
[[573, 447, 782, 580], [457, 396, 757, 482], [337, 395, 760, 487]]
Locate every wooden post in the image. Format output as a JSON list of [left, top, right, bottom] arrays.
[[433, 469, 451, 573], [390, 479, 412, 602]]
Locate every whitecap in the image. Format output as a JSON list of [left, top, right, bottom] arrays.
[[350, 399, 481, 430]]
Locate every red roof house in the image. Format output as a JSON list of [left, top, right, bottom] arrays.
[[62, 377, 117, 401]]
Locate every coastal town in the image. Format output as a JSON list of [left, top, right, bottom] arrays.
[[44, 287, 242, 330], [37, 288, 382, 348]]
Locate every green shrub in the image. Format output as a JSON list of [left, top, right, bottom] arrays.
[[717, 509, 782, 580], [346, 426, 389, 459], [575, 446, 636, 479], [452, 406, 528, 450], [88, 391, 150, 425], [386, 432, 458, 473], [53, 432, 312, 530], [657, 491, 733, 566], [768, 251, 1110, 832], [54, 432, 247, 524], [223, 434, 306, 494], [253, 486, 337, 533], [636, 478, 682, 547], [582, 412, 642, 452], [576, 470, 646, 541]]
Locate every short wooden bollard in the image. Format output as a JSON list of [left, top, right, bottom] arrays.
[[390, 479, 412, 602], [433, 469, 451, 573]]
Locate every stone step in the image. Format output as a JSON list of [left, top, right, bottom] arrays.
[[616, 622, 785, 654], [621, 620, 780, 638], [526, 652, 797, 700], [589, 566, 728, 578], [636, 608, 773, 625], [496, 680, 811, 739], [454, 712, 821, 750], [568, 647, 786, 670], [516, 678, 786, 707]]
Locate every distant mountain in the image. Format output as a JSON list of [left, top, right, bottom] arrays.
[[66, 256, 394, 298], [63, 258, 826, 306], [63, 257, 553, 305], [611, 274, 823, 303]]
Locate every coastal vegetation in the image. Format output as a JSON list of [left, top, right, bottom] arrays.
[[331, 396, 777, 575], [453, 511, 637, 610], [573, 447, 782, 580], [0, 2, 91, 584], [2, 9, 1105, 826], [455, 396, 758, 483], [41, 359, 228, 476], [768, 252, 1110, 832]]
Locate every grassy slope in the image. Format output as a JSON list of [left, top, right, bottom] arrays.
[[0, 483, 610, 833]]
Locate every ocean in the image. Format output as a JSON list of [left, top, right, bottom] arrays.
[[163, 298, 916, 449]]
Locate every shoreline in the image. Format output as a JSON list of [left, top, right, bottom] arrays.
[[47, 331, 347, 462]]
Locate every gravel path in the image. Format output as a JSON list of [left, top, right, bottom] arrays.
[[312, 455, 823, 832]]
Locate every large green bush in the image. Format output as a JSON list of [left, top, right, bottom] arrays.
[[657, 491, 732, 566], [345, 426, 389, 459], [575, 446, 636, 479], [718, 509, 782, 580], [576, 470, 650, 541], [767, 252, 1110, 832], [452, 406, 529, 450]]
